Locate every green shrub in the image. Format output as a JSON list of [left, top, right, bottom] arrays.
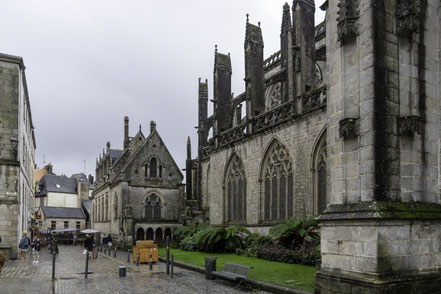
[[269, 216, 319, 249], [193, 225, 251, 253], [179, 235, 198, 251]]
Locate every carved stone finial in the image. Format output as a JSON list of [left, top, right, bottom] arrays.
[[106, 141, 110, 148], [215, 44, 218, 54], [150, 121, 156, 134], [246, 13, 249, 23]]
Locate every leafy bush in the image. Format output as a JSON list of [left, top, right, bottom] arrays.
[[269, 216, 319, 249], [256, 239, 320, 266], [243, 233, 274, 257], [179, 235, 198, 251], [193, 225, 251, 253], [174, 222, 207, 240]]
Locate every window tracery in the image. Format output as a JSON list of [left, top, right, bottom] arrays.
[[225, 154, 247, 223], [144, 194, 161, 221], [261, 140, 294, 221]]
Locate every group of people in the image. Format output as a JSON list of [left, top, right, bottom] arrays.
[[18, 231, 43, 263]]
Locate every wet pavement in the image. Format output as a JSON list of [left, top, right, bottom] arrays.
[[0, 245, 269, 294]]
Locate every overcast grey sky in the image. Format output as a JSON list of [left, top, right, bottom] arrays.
[[1, 0, 325, 178]]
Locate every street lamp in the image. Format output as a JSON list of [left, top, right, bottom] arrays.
[[10, 137, 18, 160]]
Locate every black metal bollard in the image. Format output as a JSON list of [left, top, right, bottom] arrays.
[[166, 236, 170, 275], [127, 250, 130, 263], [108, 247, 111, 256], [113, 247, 117, 258], [149, 254, 153, 271], [51, 252, 56, 280], [171, 255, 174, 279], [85, 252, 89, 279], [136, 252, 140, 266]]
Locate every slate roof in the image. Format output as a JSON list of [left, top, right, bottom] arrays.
[[41, 206, 85, 219], [38, 174, 78, 195], [108, 149, 123, 160], [82, 200, 91, 221]]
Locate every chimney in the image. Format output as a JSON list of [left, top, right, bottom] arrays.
[[124, 116, 129, 149]]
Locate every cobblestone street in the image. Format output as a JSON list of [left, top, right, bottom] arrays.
[[0, 245, 269, 294]]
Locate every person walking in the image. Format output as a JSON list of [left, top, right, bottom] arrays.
[[107, 234, 112, 249], [84, 234, 94, 259], [18, 231, 31, 263], [31, 236, 42, 264], [73, 233, 78, 246]]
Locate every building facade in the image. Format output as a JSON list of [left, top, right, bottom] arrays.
[[0, 53, 36, 260], [188, 0, 441, 292], [34, 172, 93, 230], [92, 119, 184, 245], [187, 1, 327, 233]]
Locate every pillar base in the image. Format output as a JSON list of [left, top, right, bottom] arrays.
[[315, 269, 441, 294]]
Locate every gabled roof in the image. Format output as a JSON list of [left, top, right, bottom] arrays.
[[41, 206, 85, 219], [39, 174, 78, 195], [115, 129, 184, 181]]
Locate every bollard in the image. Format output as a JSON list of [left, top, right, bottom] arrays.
[[104, 247, 106, 254], [85, 252, 89, 279], [51, 252, 56, 280], [127, 250, 130, 263], [171, 254, 174, 279], [136, 252, 140, 266], [166, 236, 170, 275], [149, 254, 153, 271], [108, 247, 111, 256], [114, 247, 117, 258]]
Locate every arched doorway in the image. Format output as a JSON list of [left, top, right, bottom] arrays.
[[136, 228, 145, 240], [164, 227, 172, 240], [155, 228, 163, 243], [146, 228, 154, 240]]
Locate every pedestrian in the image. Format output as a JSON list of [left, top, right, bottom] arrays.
[[84, 234, 94, 259], [31, 236, 42, 264], [18, 231, 31, 263], [45, 234, 51, 247], [92, 235, 97, 259], [73, 233, 78, 246], [107, 234, 112, 249], [103, 234, 108, 248]]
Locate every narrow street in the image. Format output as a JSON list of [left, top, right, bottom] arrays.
[[0, 245, 267, 294]]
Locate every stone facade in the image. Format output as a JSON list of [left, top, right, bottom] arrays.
[[0, 53, 36, 260], [315, 0, 441, 292], [92, 119, 184, 245], [187, 1, 328, 232]]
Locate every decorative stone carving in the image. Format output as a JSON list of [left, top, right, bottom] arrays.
[[339, 117, 359, 139], [337, 0, 359, 43], [396, 0, 421, 37], [315, 64, 323, 87], [398, 115, 423, 136]]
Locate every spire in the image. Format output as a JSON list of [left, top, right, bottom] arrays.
[[214, 45, 231, 73], [281, 2, 292, 34], [187, 137, 191, 159], [245, 14, 263, 46]]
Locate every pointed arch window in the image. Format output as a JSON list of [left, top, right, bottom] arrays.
[[261, 140, 294, 222], [313, 131, 327, 214], [144, 194, 161, 221], [150, 158, 157, 177], [225, 154, 247, 223], [113, 193, 118, 220]]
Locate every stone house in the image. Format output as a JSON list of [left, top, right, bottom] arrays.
[[187, 1, 327, 233], [38, 206, 86, 232], [92, 118, 184, 246], [34, 173, 93, 230], [0, 53, 36, 260]]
